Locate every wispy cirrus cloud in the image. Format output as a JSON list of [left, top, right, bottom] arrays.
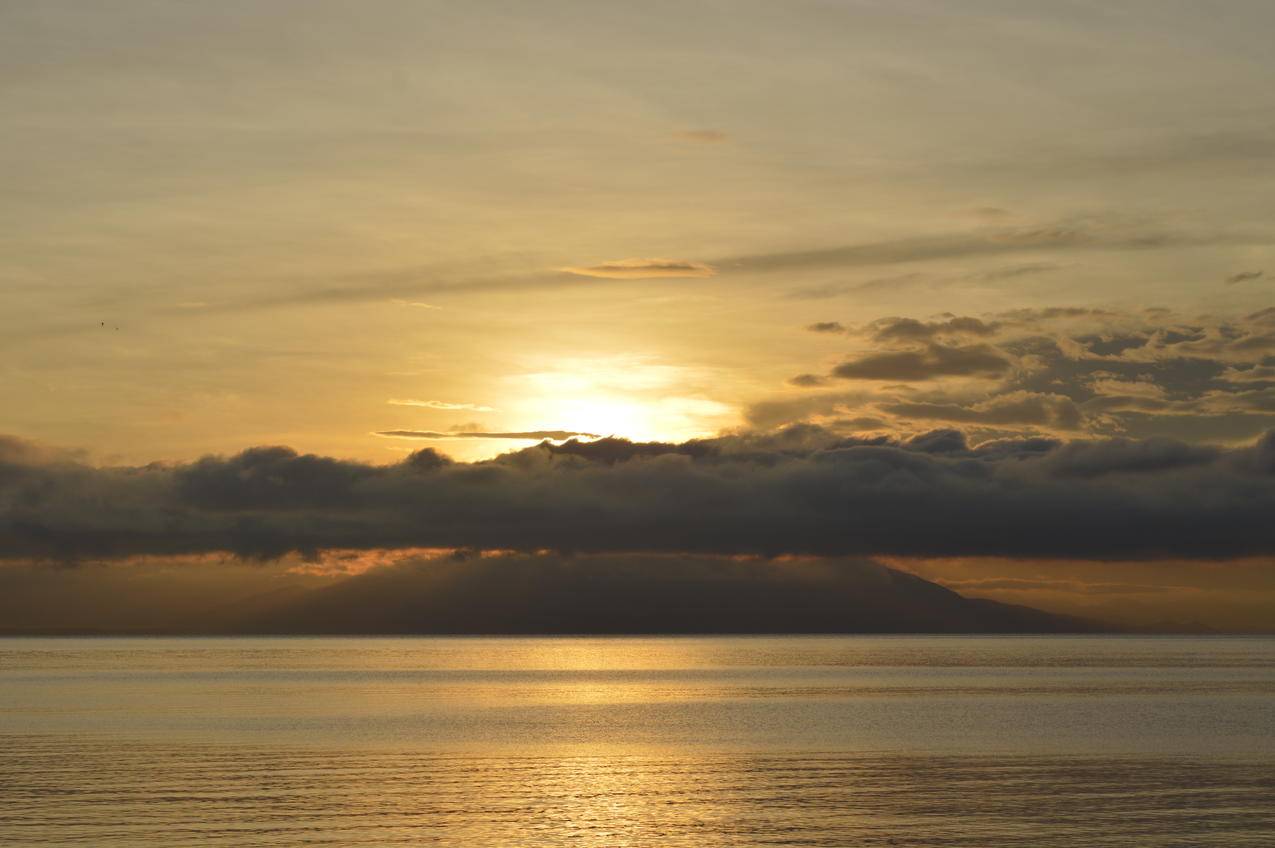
[[731, 218, 1273, 287], [673, 129, 729, 143], [560, 258, 717, 279], [1225, 270, 1264, 285], [387, 399, 494, 412]]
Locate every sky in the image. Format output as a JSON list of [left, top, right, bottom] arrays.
[[3, 1, 1275, 631]]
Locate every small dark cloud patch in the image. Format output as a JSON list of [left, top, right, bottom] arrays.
[[1078, 333, 1149, 357], [867, 316, 999, 344], [832, 343, 1011, 381], [788, 373, 832, 388], [902, 429, 970, 454], [806, 321, 847, 334], [561, 258, 716, 279], [1156, 327, 1207, 346], [403, 448, 453, 473], [1226, 270, 1264, 285]]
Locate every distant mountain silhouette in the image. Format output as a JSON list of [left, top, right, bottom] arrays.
[[228, 554, 1105, 635]]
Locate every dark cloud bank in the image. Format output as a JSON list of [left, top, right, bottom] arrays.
[[4, 428, 1275, 563]]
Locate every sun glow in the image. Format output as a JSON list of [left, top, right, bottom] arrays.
[[507, 356, 735, 444], [551, 396, 657, 439]]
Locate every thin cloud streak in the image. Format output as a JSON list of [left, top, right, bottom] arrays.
[[46, 221, 1261, 331], [375, 429, 597, 440], [387, 400, 495, 412], [722, 224, 1272, 276], [560, 258, 717, 279]]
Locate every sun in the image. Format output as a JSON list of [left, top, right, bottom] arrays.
[[506, 356, 735, 444], [547, 396, 658, 440]]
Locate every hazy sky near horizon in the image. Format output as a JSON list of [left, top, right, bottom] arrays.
[[4, 2, 1275, 631], [3, 0, 1275, 463]]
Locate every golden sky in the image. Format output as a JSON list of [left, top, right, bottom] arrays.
[[3, 2, 1275, 631], [4, 1, 1274, 463]]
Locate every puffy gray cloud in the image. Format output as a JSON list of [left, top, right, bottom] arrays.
[[1032, 437, 1221, 479], [3, 428, 1275, 562], [776, 305, 1275, 442]]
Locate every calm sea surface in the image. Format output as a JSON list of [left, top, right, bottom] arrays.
[[1, 635, 1273, 846]]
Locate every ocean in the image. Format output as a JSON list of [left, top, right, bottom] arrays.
[[2, 635, 1273, 846]]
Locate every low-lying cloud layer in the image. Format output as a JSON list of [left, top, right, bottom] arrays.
[[3, 427, 1274, 562]]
